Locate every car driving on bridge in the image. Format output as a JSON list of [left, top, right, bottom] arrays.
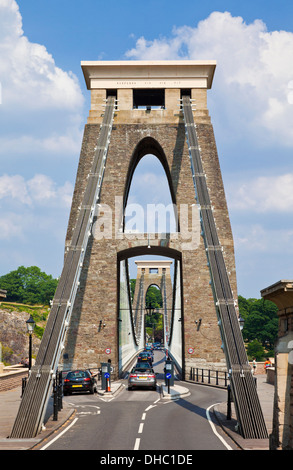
[[137, 351, 153, 364], [144, 346, 154, 359], [63, 370, 97, 395], [128, 365, 157, 391]]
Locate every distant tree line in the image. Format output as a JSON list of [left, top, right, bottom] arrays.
[[0, 266, 58, 305], [0, 268, 279, 360]]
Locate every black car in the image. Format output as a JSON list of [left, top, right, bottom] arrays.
[[63, 370, 97, 395], [137, 351, 152, 364]]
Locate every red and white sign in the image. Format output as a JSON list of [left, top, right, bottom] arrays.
[[188, 348, 194, 354], [105, 348, 111, 355]]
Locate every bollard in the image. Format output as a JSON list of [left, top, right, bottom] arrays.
[[53, 377, 58, 421], [165, 360, 174, 386], [101, 362, 111, 391], [106, 374, 111, 392], [166, 373, 172, 394], [58, 370, 63, 411], [21, 377, 27, 397], [227, 385, 232, 420]]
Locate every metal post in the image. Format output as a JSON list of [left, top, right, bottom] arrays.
[[21, 377, 27, 397], [58, 370, 63, 411], [227, 385, 231, 420], [53, 377, 58, 421], [28, 334, 32, 371]]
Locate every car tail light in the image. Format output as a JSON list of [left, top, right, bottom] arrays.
[[129, 374, 137, 378], [84, 377, 91, 382], [64, 379, 70, 383]]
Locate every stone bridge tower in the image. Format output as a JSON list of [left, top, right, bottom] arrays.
[[12, 61, 269, 443], [62, 60, 238, 378], [132, 260, 173, 343]]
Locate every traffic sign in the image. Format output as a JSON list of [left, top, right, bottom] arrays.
[[105, 348, 111, 354], [166, 373, 172, 379], [104, 372, 110, 378]]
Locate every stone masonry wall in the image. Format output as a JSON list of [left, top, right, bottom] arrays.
[[61, 106, 237, 377]]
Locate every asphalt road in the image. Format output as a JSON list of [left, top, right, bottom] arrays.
[[37, 351, 237, 451]]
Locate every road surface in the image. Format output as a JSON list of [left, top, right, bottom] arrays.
[[37, 351, 237, 451]]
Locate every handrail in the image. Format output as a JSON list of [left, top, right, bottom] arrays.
[[188, 367, 229, 388]]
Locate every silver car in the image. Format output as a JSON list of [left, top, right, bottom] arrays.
[[128, 365, 157, 391]]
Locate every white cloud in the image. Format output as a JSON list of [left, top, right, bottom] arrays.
[[0, 174, 31, 204], [0, 1, 81, 275], [0, 0, 83, 110], [0, 0, 84, 158], [0, 173, 73, 208], [0, 214, 25, 240], [233, 223, 293, 255], [227, 172, 293, 213], [126, 11, 293, 147]]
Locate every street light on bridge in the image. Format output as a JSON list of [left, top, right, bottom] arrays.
[[238, 314, 245, 331], [26, 315, 35, 370], [145, 304, 155, 316]]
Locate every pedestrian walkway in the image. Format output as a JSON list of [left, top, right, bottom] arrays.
[[0, 375, 274, 450], [214, 375, 274, 450], [0, 387, 75, 450]]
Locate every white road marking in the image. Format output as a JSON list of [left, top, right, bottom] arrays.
[[134, 438, 140, 450], [138, 423, 144, 434], [145, 404, 156, 412], [40, 417, 79, 450], [206, 404, 233, 450]]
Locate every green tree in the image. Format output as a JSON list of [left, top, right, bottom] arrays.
[[246, 339, 265, 361], [145, 285, 162, 309], [239, 295, 278, 351], [0, 266, 58, 305]]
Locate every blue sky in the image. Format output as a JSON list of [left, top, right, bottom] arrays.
[[1, 0, 293, 299]]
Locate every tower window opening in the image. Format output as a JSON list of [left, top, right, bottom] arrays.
[[107, 89, 117, 99], [133, 89, 165, 109], [181, 89, 191, 99], [149, 268, 159, 274]]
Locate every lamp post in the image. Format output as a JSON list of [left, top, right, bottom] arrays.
[[26, 315, 35, 370], [238, 314, 245, 331], [145, 304, 155, 316]]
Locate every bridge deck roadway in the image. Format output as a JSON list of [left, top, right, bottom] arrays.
[[0, 368, 273, 450]]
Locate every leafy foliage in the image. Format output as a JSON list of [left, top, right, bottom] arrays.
[[0, 266, 58, 305], [130, 280, 163, 308], [238, 295, 278, 357], [246, 339, 265, 361]]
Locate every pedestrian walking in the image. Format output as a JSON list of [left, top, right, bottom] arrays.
[[264, 358, 272, 373], [252, 358, 257, 375]]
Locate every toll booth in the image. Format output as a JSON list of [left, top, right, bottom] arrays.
[[101, 362, 111, 390], [164, 359, 174, 386]]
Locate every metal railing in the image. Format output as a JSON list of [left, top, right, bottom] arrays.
[[188, 367, 228, 388]]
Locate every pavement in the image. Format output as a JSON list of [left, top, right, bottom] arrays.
[[0, 374, 274, 451]]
